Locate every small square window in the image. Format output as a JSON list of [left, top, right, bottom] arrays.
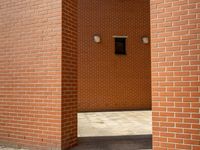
[[115, 38, 126, 55]]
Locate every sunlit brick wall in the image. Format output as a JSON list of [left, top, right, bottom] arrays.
[[151, 0, 200, 149], [0, 0, 78, 149], [0, 0, 62, 149]]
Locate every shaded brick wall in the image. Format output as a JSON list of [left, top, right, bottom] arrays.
[[78, 0, 151, 112], [151, 0, 200, 149], [0, 0, 78, 149], [62, 0, 78, 149]]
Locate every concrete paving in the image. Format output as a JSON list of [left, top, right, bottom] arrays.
[[0, 146, 27, 150], [72, 111, 152, 150], [78, 111, 152, 137], [70, 135, 152, 150]]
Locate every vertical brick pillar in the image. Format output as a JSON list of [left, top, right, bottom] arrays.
[[151, 0, 200, 150], [62, 0, 78, 149], [0, 0, 78, 149]]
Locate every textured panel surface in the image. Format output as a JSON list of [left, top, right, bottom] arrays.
[[78, 0, 151, 112]]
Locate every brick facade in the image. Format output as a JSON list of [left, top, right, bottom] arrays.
[[78, 0, 151, 112], [0, 0, 77, 149], [0, 0, 199, 150], [151, 0, 200, 149]]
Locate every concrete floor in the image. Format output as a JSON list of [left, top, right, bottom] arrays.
[[70, 135, 152, 150], [0, 146, 27, 150], [71, 111, 152, 150], [78, 111, 152, 137], [0, 135, 152, 150]]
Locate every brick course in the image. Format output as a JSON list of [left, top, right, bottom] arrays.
[[151, 0, 200, 149]]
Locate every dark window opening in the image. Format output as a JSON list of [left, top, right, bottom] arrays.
[[115, 38, 126, 55]]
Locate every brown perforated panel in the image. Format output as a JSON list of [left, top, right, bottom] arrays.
[[78, 0, 151, 112]]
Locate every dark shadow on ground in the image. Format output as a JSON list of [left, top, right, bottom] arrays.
[[70, 134, 152, 150]]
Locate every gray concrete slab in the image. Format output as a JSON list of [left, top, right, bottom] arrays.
[[78, 111, 152, 137], [70, 135, 152, 150], [0, 146, 27, 150]]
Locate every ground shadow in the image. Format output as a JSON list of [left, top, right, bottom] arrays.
[[70, 134, 152, 150]]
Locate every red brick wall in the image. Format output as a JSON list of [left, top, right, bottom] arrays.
[[0, 0, 78, 149], [78, 0, 151, 112], [1, 0, 200, 150], [151, 0, 200, 149], [62, 0, 78, 149]]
